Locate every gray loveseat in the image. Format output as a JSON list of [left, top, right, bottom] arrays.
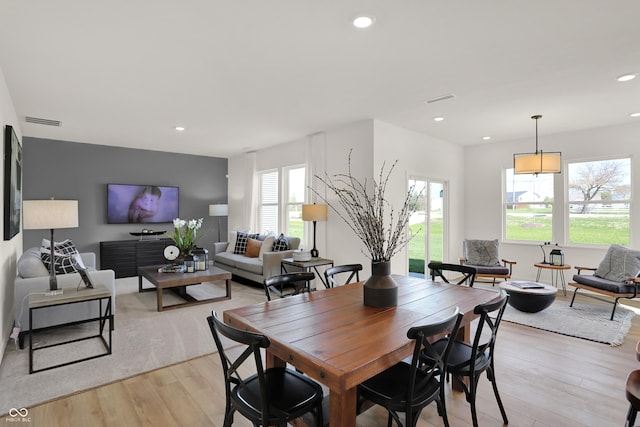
[[14, 247, 116, 347], [213, 233, 301, 284]]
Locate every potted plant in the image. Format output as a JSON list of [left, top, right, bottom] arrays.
[[313, 150, 420, 307]]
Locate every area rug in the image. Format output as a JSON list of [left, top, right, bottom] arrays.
[[501, 297, 636, 346], [0, 276, 265, 415]]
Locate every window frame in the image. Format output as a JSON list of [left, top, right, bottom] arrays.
[[503, 168, 555, 243], [257, 165, 306, 236], [564, 156, 631, 246]]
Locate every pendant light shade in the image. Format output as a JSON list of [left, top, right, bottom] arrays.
[[513, 115, 561, 175]]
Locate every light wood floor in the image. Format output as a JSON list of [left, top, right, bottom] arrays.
[[10, 290, 640, 427]]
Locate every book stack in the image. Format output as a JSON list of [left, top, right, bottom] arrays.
[[158, 264, 186, 273]]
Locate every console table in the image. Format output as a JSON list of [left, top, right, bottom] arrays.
[[100, 238, 173, 278]]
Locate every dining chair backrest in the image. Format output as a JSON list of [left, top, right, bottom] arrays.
[[324, 264, 363, 288], [207, 311, 270, 421], [357, 307, 464, 427], [263, 272, 315, 301], [428, 261, 477, 287], [207, 310, 324, 426]]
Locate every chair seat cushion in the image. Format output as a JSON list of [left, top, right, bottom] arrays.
[[573, 274, 636, 294], [232, 367, 323, 422], [468, 265, 510, 276], [358, 361, 439, 411]]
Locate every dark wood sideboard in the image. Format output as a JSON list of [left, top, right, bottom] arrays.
[[100, 238, 173, 278]]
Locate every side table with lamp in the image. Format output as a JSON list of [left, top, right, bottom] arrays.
[[534, 245, 569, 295]]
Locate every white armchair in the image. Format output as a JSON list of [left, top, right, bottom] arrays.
[[14, 247, 116, 348]]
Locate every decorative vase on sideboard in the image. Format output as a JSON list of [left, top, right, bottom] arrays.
[[363, 260, 398, 307]]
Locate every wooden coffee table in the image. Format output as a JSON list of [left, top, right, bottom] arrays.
[[138, 265, 232, 311]]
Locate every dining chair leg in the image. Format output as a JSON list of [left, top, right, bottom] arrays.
[[488, 365, 509, 424], [627, 404, 638, 427]]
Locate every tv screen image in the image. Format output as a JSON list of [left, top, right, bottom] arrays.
[[107, 184, 179, 224]]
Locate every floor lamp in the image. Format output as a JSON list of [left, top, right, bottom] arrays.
[[302, 204, 328, 258], [209, 204, 228, 242], [23, 199, 79, 293]]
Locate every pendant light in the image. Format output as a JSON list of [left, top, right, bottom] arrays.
[[513, 115, 561, 175]]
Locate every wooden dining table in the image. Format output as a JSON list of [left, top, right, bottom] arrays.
[[223, 275, 501, 427]]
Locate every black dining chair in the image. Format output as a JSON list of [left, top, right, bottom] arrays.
[[324, 263, 363, 288], [357, 308, 464, 427], [421, 290, 509, 427], [206, 310, 324, 427], [428, 261, 477, 287], [263, 272, 315, 301]]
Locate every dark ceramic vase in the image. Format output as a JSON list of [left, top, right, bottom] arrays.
[[363, 260, 398, 307]]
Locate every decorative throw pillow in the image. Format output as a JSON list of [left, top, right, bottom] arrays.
[[244, 238, 262, 258], [595, 244, 640, 282], [227, 230, 249, 253], [40, 239, 81, 274], [234, 232, 259, 254], [463, 239, 500, 266], [259, 236, 277, 260], [272, 234, 290, 252]]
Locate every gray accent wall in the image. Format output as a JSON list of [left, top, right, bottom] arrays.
[[22, 138, 228, 266]]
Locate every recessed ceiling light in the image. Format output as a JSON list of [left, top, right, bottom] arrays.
[[630, 112, 640, 117], [617, 73, 637, 82], [352, 15, 375, 29], [175, 126, 185, 131], [433, 117, 444, 122], [482, 136, 492, 140]]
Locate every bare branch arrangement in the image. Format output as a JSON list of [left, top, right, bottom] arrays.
[[311, 150, 420, 262]]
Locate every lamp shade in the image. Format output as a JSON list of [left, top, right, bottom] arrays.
[[302, 204, 328, 222], [209, 204, 228, 217], [23, 200, 79, 230], [514, 151, 562, 174]]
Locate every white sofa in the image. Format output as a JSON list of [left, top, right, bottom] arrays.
[[14, 247, 116, 347], [213, 235, 301, 284]]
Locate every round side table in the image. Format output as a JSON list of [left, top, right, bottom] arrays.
[[500, 281, 558, 313], [534, 263, 571, 296]]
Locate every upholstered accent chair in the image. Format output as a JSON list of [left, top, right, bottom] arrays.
[[460, 239, 516, 285], [569, 244, 640, 320]]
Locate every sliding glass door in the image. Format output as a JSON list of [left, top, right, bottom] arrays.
[[408, 177, 447, 278]]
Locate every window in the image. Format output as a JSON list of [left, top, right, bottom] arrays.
[[285, 166, 305, 238], [258, 166, 306, 238], [259, 170, 278, 233], [504, 169, 554, 242], [567, 158, 631, 245], [408, 177, 447, 278]]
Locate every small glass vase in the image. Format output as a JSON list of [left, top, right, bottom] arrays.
[[183, 254, 196, 273], [363, 260, 398, 307]]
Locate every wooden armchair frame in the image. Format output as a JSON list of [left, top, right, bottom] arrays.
[[569, 265, 640, 320], [459, 257, 516, 285]]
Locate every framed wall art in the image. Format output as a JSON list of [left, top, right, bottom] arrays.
[[4, 125, 22, 240]]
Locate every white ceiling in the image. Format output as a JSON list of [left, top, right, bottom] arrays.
[[1, 1, 639, 158]]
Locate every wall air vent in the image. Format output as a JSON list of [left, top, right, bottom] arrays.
[[424, 94, 455, 104], [25, 116, 62, 127]]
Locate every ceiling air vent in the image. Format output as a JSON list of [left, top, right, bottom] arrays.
[[25, 116, 62, 127], [424, 94, 455, 104]]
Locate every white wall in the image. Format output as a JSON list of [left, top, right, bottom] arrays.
[[373, 120, 466, 272], [227, 119, 467, 278], [0, 66, 23, 363], [465, 121, 640, 281]]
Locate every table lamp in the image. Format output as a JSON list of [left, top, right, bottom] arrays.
[[23, 199, 79, 292], [209, 203, 228, 242], [302, 204, 328, 258]]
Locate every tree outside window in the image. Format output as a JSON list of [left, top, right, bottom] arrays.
[[568, 158, 630, 245]]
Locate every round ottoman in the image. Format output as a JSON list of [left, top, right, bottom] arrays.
[[499, 281, 558, 313]]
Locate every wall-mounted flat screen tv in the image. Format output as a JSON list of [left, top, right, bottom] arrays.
[[107, 184, 179, 224]]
